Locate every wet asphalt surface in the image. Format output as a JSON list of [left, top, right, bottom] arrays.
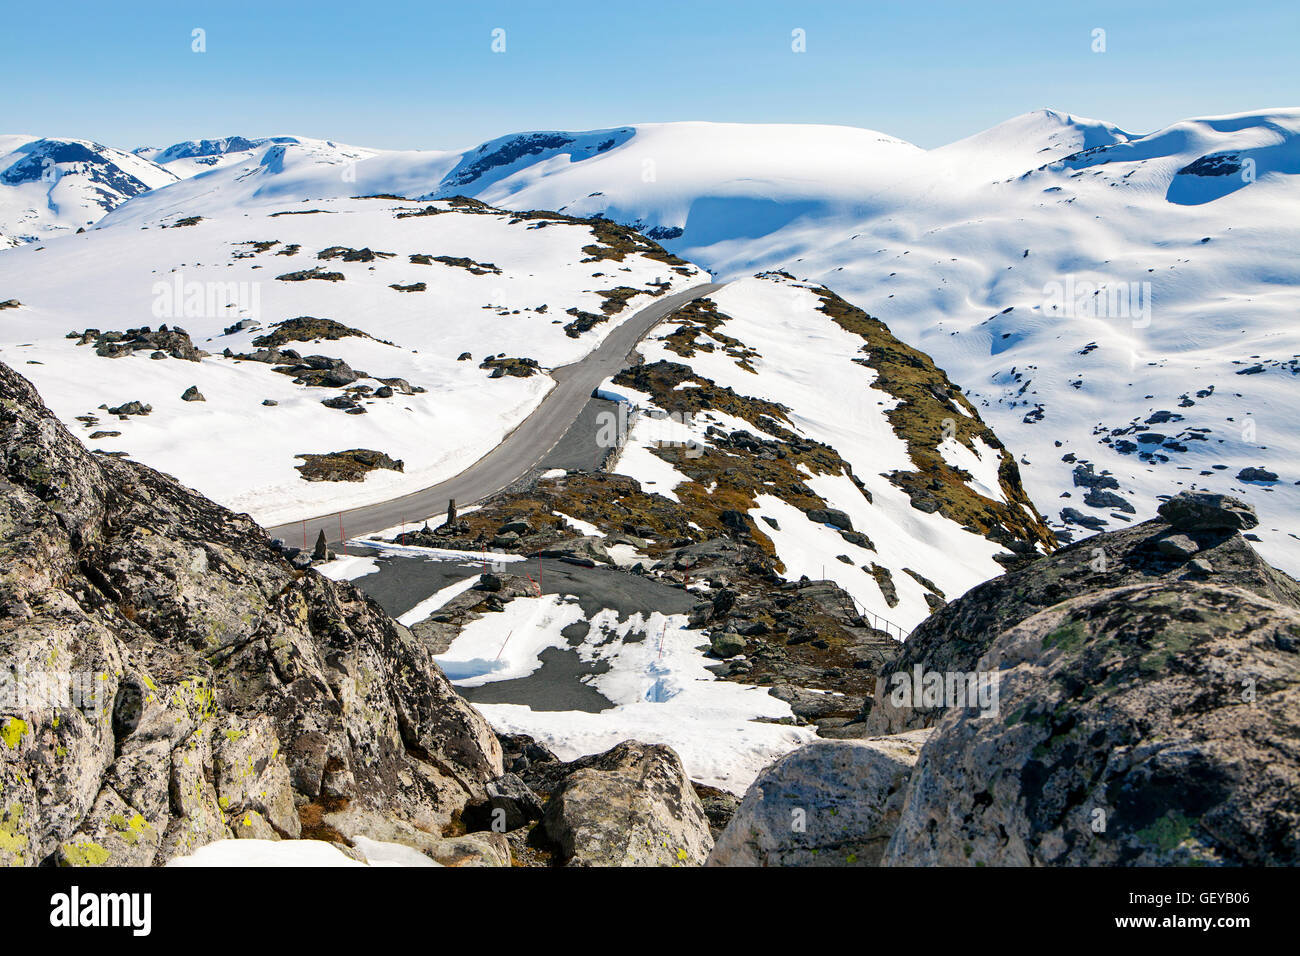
[[536, 396, 622, 472], [346, 550, 699, 713]]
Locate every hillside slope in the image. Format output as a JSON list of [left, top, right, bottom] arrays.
[[0, 188, 703, 525], [598, 272, 1054, 631], [428, 109, 1300, 576]]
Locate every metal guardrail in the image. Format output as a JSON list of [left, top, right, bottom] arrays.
[[843, 592, 910, 642]]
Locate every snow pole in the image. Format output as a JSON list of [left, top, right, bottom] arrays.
[[301, 519, 306, 550]]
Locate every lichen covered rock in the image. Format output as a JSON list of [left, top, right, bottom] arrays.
[[0, 360, 501, 866], [867, 494, 1299, 735], [541, 740, 714, 866], [885, 581, 1300, 865], [708, 729, 932, 867]]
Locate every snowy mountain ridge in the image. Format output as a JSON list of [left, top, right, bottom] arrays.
[[425, 107, 1300, 574], [1, 107, 1297, 575], [0, 135, 179, 242]]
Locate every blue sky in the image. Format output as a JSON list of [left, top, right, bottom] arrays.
[[5, 0, 1297, 151]]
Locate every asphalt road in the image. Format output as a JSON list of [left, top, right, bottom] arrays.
[[268, 280, 724, 544]]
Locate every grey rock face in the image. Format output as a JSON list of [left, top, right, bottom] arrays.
[[1155, 532, 1199, 559], [463, 772, 544, 833], [538, 535, 613, 565], [541, 740, 713, 866], [1236, 467, 1279, 483], [0, 360, 502, 866], [886, 582, 1300, 866], [708, 729, 932, 867], [805, 507, 853, 531], [107, 400, 151, 417], [710, 631, 745, 658], [866, 493, 1296, 735], [768, 683, 854, 721], [1083, 487, 1134, 513], [1072, 462, 1119, 490]]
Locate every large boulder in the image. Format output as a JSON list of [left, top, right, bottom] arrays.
[[541, 740, 713, 866], [0, 361, 502, 866], [805, 507, 853, 531], [1157, 490, 1259, 531], [767, 683, 856, 722], [885, 582, 1300, 865], [538, 535, 613, 565], [866, 493, 1299, 735], [708, 729, 932, 867]]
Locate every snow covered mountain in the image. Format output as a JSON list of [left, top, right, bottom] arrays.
[[421, 113, 1131, 254], [0, 190, 704, 525], [1, 107, 1296, 575], [0, 126, 1057, 640], [134, 135, 378, 180], [6, 109, 1293, 802], [0, 135, 385, 242], [0, 136, 178, 242], [428, 109, 1300, 576]]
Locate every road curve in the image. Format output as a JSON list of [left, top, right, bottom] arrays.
[[268, 280, 725, 545]]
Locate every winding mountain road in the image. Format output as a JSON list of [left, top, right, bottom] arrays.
[[267, 280, 724, 545]]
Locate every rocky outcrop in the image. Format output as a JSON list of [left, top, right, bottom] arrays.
[[1157, 490, 1260, 531], [480, 356, 541, 378], [707, 729, 931, 867], [719, 491, 1300, 866], [541, 740, 714, 866], [537, 535, 613, 566], [462, 772, 544, 833], [885, 582, 1300, 865], [0, 360, 502, 866], [293, 448, 405, 482], [252, 316, 371, 347], [866, 491, 1300, 735], [71, 325, 206, 362]]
